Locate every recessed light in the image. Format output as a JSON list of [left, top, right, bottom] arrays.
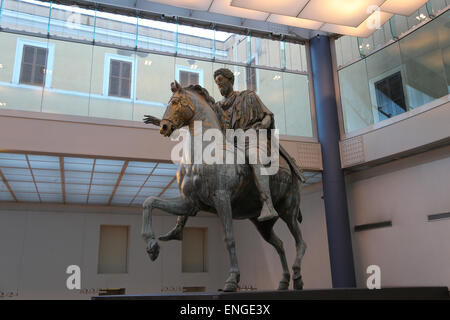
[[144, 60, 152, 66], [234, 71, 241, 76]]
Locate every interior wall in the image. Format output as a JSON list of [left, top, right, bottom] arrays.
[[346, 145, 450, 288], [0, 207, 228, 299], [0, 183, 332, 298]]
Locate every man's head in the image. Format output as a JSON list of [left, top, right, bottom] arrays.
[[214, 68, 234, 98]]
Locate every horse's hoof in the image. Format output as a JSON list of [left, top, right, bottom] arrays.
[[277, 281, 290, 291], [223, 282, 238, 292], [293, 277, 304, 290], [146, 240, 160, 261]]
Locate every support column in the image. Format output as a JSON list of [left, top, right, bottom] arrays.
[[309, 36, 356, 288]]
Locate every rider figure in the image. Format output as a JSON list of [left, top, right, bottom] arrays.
[[159, 68, 279, 241]]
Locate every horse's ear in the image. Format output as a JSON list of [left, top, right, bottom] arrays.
[[171, 80, 183, 93]]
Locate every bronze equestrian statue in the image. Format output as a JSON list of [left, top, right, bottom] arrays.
[[142, 69, 306, 292]]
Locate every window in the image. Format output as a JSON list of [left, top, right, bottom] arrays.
[[103, 54, 135, 100], [98, 225, 129, 274], [108, 59, 132, 98], [13, 39, 55, 88], [374, 72, 407, 120], [246, 58, 257, 91], [19, 45, 48, 87], [179, 70, 199, 87], [175, 64, 204, 87], [182, 227, 208, 273]]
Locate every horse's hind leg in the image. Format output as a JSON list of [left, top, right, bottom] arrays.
[[280, 206, 307, 290], [250, 217, 290, 290], [214, 191, 240, 292]]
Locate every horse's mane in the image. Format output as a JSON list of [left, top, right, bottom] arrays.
[[185, 84, 216, 107]]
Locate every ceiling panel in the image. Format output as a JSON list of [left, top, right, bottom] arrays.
[[115, 186, 141, 196], [88, 195, 110, 204], [299, 0, 387, 28], [40, 194, 63, 203], [64, 162, 93, 172], [267, 14, 324, 30], [28, 155, 59, 162], [139, 187, 163, 196], [125, 166, 154, 175], [149, 0, 213, 11], [380, 0, 429, 16], [111, 196, 133, 205], [320, 11, 393, 37], [90, 185, 115, 195], [153, 168, 178, 176], [0, 191, 14, 201], [230, 0, 309, 17], [29, 161, 60, 170], [0, 152, 322, 207], [15, 193, 40, 202], [0, 180, 8, 192], [64, 157, 94, 164], [66, 194, 88, 203], [9, 181, 36, 193], [0, 159, 28, 168], [210, 0, 269, 21], [36, 183, 61, 194], [0, 153, 26, 160], [66, 184, 90, 194], [34, 175, 61, 183]]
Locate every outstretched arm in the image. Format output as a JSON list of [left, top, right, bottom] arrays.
[[143, 115, 161, 126]]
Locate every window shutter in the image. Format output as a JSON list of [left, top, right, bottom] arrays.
[[19, 45, 48, 87], [109, 60, 132, 98]]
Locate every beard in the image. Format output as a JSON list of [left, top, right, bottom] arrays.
[[219, 84, 232, 97]]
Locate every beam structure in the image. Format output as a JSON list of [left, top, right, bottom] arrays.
[[38, 0, 326, 42]]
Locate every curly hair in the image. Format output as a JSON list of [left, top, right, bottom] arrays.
[[213, 68, 234, 85]]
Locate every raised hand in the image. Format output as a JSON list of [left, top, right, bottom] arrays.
[[143, 115, 161, 126]]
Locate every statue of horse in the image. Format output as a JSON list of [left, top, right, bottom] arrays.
[[141, 81, 306, 292]]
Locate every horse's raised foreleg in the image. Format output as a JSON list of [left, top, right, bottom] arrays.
[[214, 191, 240, 292], [250, 217, 290, 290], [142, 196, 194, 261]]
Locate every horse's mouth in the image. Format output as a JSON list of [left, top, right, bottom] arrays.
[[160, 122, 175, 137]]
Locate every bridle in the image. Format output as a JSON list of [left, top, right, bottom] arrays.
[[162, 93, 196, 130]]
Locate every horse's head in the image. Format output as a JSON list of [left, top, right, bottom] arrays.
[[160, 81, 195, 137]]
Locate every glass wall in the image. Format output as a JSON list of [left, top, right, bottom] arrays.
[[335, 0, 449, 68], [0, 0, 313, 138], [338, 9, 449, 133]]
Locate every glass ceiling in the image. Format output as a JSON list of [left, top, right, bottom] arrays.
[[0, 152, 322, 207], [0, 152, 179, 207]]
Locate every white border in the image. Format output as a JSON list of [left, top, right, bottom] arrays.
[[103, 53, 137, 100], [13, 38, 55, 88]]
